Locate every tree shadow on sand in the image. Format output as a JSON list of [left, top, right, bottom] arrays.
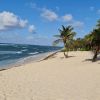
[[60, 56, 75, 59], [83, 56, 100, 63]]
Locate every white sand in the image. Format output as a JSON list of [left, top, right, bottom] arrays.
[[0, 51, 100, 100]]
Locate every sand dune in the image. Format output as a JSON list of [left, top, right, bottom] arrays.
[[0, 51, 100, 100]]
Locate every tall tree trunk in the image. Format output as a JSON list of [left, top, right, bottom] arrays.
[[63, 43, 68, 58], [92, 46, 99, 62], [64, 52, 68, 58]]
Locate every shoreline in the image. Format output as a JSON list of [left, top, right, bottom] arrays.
[[0, 50, 61, 71]]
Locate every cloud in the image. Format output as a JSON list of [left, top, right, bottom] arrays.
[[19, 20, 28, 28], [73, 21, 84, 28], [61, 13, 84, 29], [29, 2, 38, 9], [29, 2, 84, 30], [41, 9, 58, 21], [0, 11, 28, 31], [29, 3, 58, 21], [26, 34, 54, 45], [28, 25, 36, 33], [0, 32, 24, 44], [90, 6, 95, 11], [62, 14, 73, 22]]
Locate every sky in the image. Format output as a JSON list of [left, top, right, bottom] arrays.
[[0, 0, 100, 45]]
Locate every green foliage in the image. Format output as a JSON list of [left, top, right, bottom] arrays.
[[53, 19, 100, 52], [53, 25, 76, 57], [53, 19, 100, 61], [53, 25, 76, 46]]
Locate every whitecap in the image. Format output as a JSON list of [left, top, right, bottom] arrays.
[[16, 51, 22, 54], [29, 52, 39, 55]]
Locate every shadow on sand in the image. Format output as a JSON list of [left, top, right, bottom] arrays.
[[83, 56, 100, 63], [60, 56, 75, 59]]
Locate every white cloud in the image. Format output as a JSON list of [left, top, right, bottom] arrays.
[[61, 14, 84, 29], [41, 9, 58, 21], [0, 11, 28, 31], [28, 25, 36, 33], [29, 3, 58, 21], [19, 20, 28, 28], [73, 21, 84, 28], [29, 3, 59, 22], [62, 14, 73, 22]]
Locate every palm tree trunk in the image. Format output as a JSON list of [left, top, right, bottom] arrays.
[[92, 46, 99, 62], [64, 52, 68, 58], [63, 43, 68, 58]]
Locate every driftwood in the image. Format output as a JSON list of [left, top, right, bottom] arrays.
[[40, 50, 61, 61]]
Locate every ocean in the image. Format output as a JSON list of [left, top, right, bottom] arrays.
[[0, 43, 61, 69]]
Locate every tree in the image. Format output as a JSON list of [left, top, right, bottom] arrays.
[[53, 25, 76, 57], [90, 20, 100, 62], [83, 33, 93, 50]]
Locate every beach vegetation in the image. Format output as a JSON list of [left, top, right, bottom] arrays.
[[53, 19, 100, 61], [53, 25, 76, 57]]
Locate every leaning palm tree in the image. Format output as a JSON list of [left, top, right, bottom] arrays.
[[53, 25, 76, 58], [91, 20, 100, 62], [91, 28, 100, 62]]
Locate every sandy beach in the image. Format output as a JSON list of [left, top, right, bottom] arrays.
[[0, 51, 100, 100]]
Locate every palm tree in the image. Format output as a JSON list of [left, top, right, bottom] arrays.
[[74, 38, 85, 50], [53, 25, 76, 57], [90, 20, 100, 62], [91, 29, 100, 61], [83, 33, 94, 50]]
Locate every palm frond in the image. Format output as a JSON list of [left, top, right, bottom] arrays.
[[54, 35, 61, 38], [53, 39, 63, 46], [62, 25, 66, 31], [58, 29, 63, 34]]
